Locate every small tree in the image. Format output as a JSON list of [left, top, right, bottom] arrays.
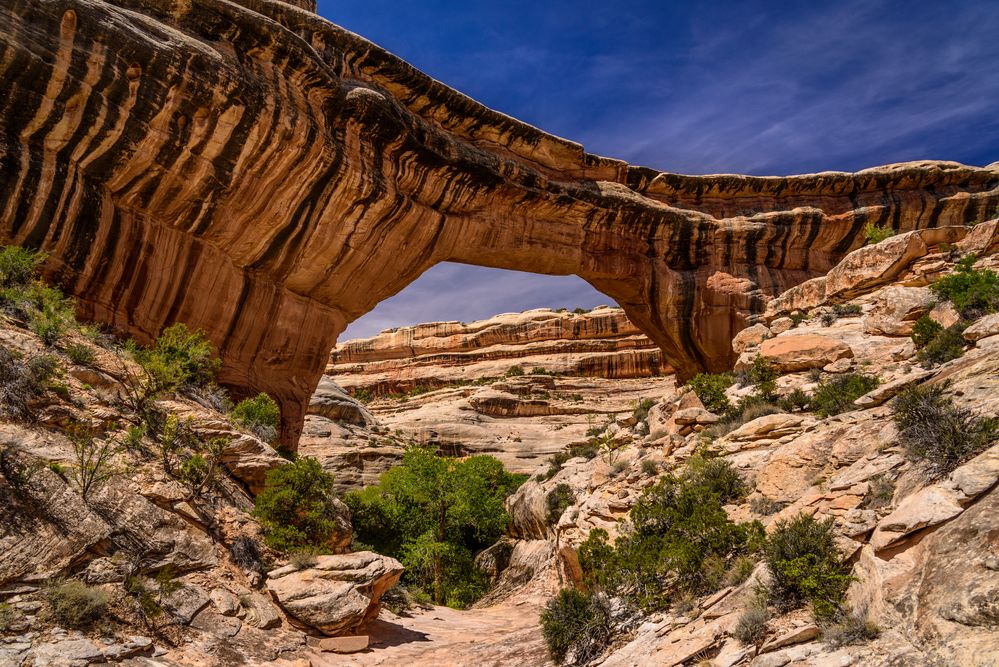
[[893, 382, 998, 476], [763, 514, 852, 618], [686, 372, 734, 413], [346, 446, 524, 606], [253, 457, 341, 552], [68, 423, 121, 501]]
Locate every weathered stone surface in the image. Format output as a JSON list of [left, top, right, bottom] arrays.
[[759, 335, 853, 371], [266, 552, 403, 636], [727, 413, 812, 442], [330, 308, 665, 396], [862, 286, 935, 336], [870, 486, 964, 551], [760, 623, 820, 653], [30, 638, 104, 666], [309, 377, 377, 426], [732, 323, 772, 354], [218, 435, 287, 495], [929, 301, 961, 328], [963, 313, 999, 341], [1, 0, 996, 446], [307, 635, 369, 653]]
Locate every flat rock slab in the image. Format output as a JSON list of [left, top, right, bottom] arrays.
[[308, 635, 370, 653]]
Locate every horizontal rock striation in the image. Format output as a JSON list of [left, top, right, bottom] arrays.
[[2, 0, 998, 444], [329, 307, 666, 394]]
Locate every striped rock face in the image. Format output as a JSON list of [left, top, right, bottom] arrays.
[[2, 0, 998, 445]]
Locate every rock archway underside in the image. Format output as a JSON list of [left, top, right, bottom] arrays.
[[2, 0, 998, 444]]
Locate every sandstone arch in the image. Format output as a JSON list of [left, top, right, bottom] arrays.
[[2, 0, 998, 445]]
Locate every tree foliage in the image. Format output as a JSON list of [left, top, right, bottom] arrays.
[[577, 458, 761, 612], [252, 457, 341, 552], [346, 446, 525, 607]]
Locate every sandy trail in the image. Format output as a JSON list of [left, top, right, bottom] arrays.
[[308, 601, 550, 667]]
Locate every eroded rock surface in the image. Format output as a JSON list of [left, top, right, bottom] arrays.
[[2, 0, 997, 445]]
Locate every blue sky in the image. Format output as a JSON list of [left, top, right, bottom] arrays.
[[317, 0, 999, 340]]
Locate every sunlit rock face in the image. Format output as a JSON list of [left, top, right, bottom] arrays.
[[329, 307, 667, 395], [2, 0, 998, 445]]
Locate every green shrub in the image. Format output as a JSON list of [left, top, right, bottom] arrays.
[[832, 304, 863, 317], [28, 286, 75, 346], [64, 342, 96, 366], [863, 222, 895, 245], [930, 254, 999, 318], [45, 579, 108, 628], [682, 454, 747, 504], [0, 602, 20, 632], [253, 457, 342, 552], [539, 443, 600, 481], [546, 483, 576, 525], [0, 346, 41, 421], [231, 392, 280, 443], [346, 446, 524, 607], [68, 423, 121, 501], [706, 396, 782, 439], [641, 459, 659, 476], [726, 555, 758, 586], [506, 365, 525, 377], [129, 322, 220, 396], [733, 603, 770, 646], [789, 311, 808, 326], [763, 514, 852, 618], [810, 373, 879, 417], [686, 373, 734, 413], [632, 397, 656, 423], [778, 388, 810, 413], [351, 387, 373, 403], [916, 323, 967, 366], [821, 609, 880, 647], [540, 589, 615, 666], [577, 469, 762, 612], [0, 245, 44, 288], [572, 307, 589, 315], [893, 382, 998, 477], [745, 356, 780, 399], [910, 315, 943, 348]]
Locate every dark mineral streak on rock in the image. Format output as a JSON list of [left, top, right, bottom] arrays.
[[2, 0, 998, 445]]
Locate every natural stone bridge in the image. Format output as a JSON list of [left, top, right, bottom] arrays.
[[2, 0, 998, 444]]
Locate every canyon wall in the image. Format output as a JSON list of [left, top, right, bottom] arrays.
[[302, 307, 672, 489], [329, 306, 666, 394], [2, 0, 998, 444]]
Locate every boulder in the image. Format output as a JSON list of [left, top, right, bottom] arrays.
[[862, 286, 935, 336], [759, 335, 853, 372], [219, 435, 288, 495], [870, 486, 964, 551], [769, 317, 795, 335], [929, 301, 961, 328], [824, 227, 968, 300], [307, 635, 370, 653], [266, 552, 403, 636], [963, 313, 999, 342], [308, 377, 378, 426], [732, 324, 771, 354], [727, 413, 811, 442]]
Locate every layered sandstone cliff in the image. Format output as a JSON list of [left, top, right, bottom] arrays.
[[2, 0, 998, 445], [301, 307, 672, 490], [329, 306, 666, 394]]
